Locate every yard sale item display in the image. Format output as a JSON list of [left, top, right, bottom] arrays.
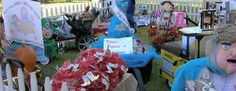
[[0, 0, 45, 90], [2, 0, 49, 65], [91, 0, 159, 90], [158, 0, 234, 89], [0, 0, 235, 91]]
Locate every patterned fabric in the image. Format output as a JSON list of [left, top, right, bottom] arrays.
[[185, 67, 236, 91], [185, 68, 216, 91], [171, 57, 232, 91]]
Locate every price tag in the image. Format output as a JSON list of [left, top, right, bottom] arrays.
[[72, 64, 79, 72], [102, 78, 109, 90], [86, 71, 99, 81], [62, 64, 73, 71], [108, 62, 118, 68], [106, 65, 113, 73], [80, 88, 86, 91], [81, 75, 91, 86], [121, 65, 128, 73], [94, 52, 103, 58], [102, 74, 109, 81]]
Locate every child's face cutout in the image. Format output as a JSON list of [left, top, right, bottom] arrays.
[[162, 3, 174, 12], [216, 42, 236, 74]]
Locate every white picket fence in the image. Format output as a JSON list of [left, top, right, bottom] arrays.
[[0, 64, 68, 91], [41, 2, 102, 17], [135, 0, 223, 22], [41, 2, 103, 24], [40, 0, 223, 24]]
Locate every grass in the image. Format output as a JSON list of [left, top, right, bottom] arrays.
[[39, 50, 78, 77], [136, 26, 170, 91], [38, 26, 170, 91], [145, 60, 170, 91]]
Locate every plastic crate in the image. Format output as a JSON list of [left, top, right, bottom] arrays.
[[44, 40, 57, 59]]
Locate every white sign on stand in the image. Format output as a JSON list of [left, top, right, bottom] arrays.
[[180, 27, 201, 55], [181, 36, 196, 55], [104, 37, 133, 54], [2, 0, 43, 48]]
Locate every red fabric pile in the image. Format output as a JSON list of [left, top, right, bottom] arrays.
[[148, 26, 158, 37], [51, 48, 127, 91]]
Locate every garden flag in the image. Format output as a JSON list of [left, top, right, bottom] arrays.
[[2, 0, 44, 48]]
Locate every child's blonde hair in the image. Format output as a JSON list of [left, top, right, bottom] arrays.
[[215, 24, 236, 44]]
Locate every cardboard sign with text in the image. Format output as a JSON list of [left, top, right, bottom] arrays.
[[104, 37, 133, 54]]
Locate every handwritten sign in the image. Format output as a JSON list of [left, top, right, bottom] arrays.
[[104, 37, 133, 54], [3, 0, 43, 48]]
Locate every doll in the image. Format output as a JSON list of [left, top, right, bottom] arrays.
[[172, 24, 236, 91]]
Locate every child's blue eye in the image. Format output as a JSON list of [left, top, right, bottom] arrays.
[[221, 42, 231, 50], [222, 44, 231, 50], [222, 45, 230, 49]]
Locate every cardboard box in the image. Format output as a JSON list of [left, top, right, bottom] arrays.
[[113, 73, 138, 91]]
